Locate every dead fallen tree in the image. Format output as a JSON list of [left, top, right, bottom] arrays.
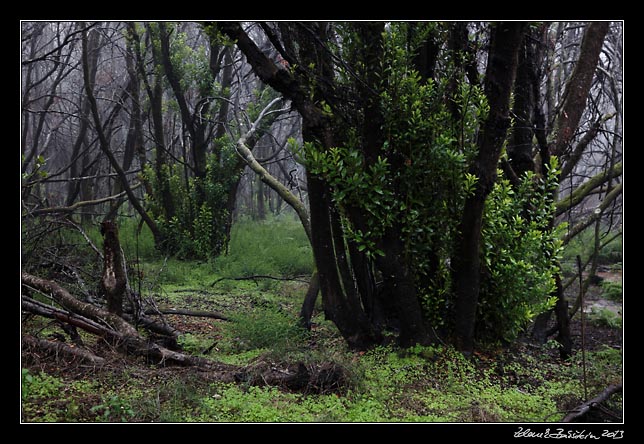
[[137, 307, 229, 321], [22, 333, 106, 366], [21, 272, 231, 371], [211, 274, 310, 287], [22, 272, 353, 394], [562, 383, 623, 422]]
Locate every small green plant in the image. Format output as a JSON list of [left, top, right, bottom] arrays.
[[90, 395, 135, 422], [21, 368, 63, 401], [178, 333, 213, 355], [600, 280, 622, 302], [588, 307, 622, 329]]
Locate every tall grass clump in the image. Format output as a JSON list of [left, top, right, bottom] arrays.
[[224, 306, 309, 356], [214, 215, 314, 278]]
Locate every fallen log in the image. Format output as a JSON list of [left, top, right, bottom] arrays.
[[22, 272, 138, 336], [562, 383, 623, 422], [22, 334, 106, 366], [21, 272, 232, 371], [211, 274, 310, 287], [146, 307, 229, 321], [22, 296, 114, 338]]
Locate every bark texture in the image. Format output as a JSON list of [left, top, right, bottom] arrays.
[[100, 221, 127, 317]]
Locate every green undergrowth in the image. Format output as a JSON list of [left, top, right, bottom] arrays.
[[21, 215, 622, 423], [22, 341, 622, 423]]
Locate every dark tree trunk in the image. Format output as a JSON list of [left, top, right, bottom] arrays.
[[452, 22, 526, 354], [66, 28, 101, 208], [376, 229, 432, 347], [100, 221, 127, 317], [105, 34, 143, 221], [531, 309, 553, 343], [256, 173, 266, 220], [152, 74, 176, 223], [409, 22, 440, 82], [144, 24, 176, 225], [81, 25, 163, 247], [125, 23, 153, 199], [307, 173, 379, 349], [553, 274, 572, 360], [158, 22, 209, 186], [508, 32, 538, 178], [299, 270, 320, 330], [551, 22, 610, 158], [220, 20, 435, 349]]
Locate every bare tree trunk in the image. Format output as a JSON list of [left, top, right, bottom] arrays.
[[100, 221, 127, 316], [299, 270, 320, 330], [22, 334, 106, 366], [141, 23, 176, 224], [22, 23, 78, 175], [551, 22, 610, 158], [158, 22, 209, 182], [66, 27, 101, 208]]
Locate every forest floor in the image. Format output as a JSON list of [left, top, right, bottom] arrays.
[[20, 219, 623, 424]]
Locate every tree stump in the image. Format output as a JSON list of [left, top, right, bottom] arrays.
[[100, 221, 127, 317]]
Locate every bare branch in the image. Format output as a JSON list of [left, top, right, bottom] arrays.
[[561, 183, 622, 245], [235, 98, 312, 241], [555, 161, 622, 217], [27, 183, 141, 216]]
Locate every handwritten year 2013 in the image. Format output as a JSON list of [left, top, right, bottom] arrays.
[[514, 427, 624, 440]]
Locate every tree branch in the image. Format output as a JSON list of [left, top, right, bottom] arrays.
[[217, 22, 325, 130], [551, 22, 610, 157], [562, 383, 622, 422], [211, 275, 310, 287], [561, 183, 622, 245], [22, 333, 106, 366], [235, 98, 312, 241], [21, 273, 227, 369], [555, 161, 622, 217], [560, 113, 616, 181], [28, 183, 141, 216]]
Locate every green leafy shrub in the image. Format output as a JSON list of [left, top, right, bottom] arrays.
[[478, 161, 563, 342], [145, 144, 239, 260]]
